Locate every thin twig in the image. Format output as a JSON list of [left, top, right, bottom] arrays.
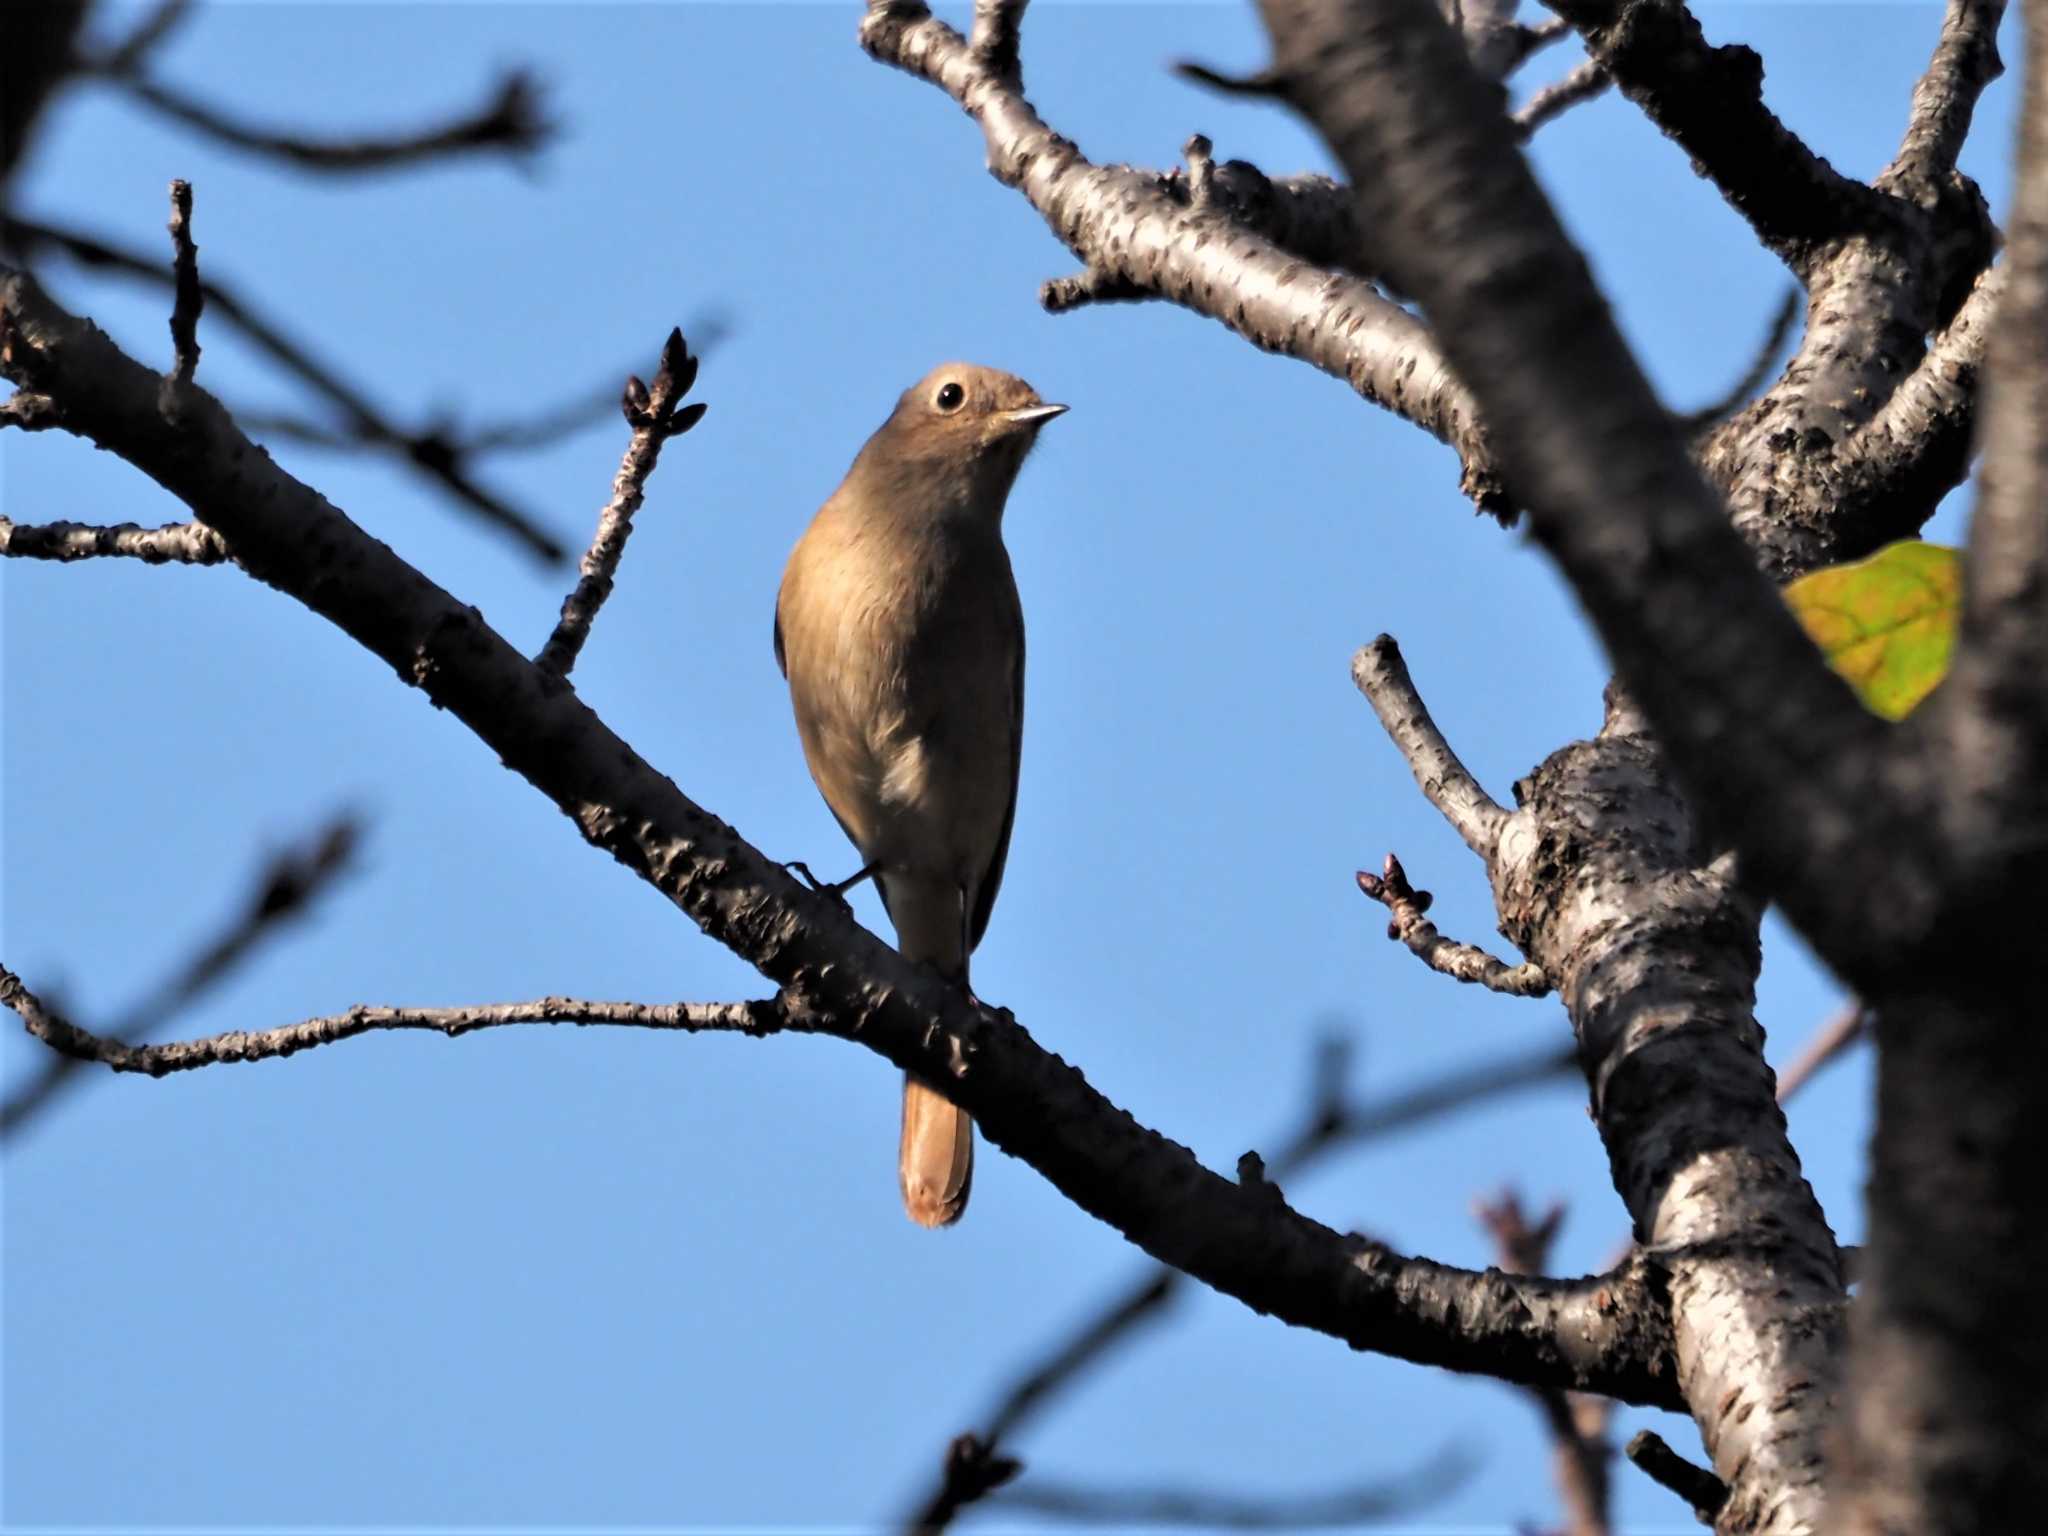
[[3, 215, 568, 562], [904, 1434, 1022, 1535], [164, 179, 201, 387], [1624, 1430, 1728, 1525], [991, 1443, 1473, 1527], [1357, 855, 1551, 997], [1351, 636, 1509, 857], [1513, 57, 1610, 138], [0, 813, 360, 1136], [896, 1034, 1580, 1526], [1678, 288, 1801, 432], [1476, 1191, 1613, 1536], [534, 327, 707, 679], [0, 516, 229, 564], [96, 0, 194, 79], [1775, 1001, 1870, 1102], [0, 968, 787, 1078], [109, 71, 552, 174]]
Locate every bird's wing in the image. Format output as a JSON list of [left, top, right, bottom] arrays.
[[967, 590, 1024, 954]]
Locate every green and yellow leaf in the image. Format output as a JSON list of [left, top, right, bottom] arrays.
[[1782, 539, 1960, 720]]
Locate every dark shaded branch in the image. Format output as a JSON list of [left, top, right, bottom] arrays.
[[535, 328, 707, 679], [2, 215, 567, 562], [1548, 0, 1888, 269], [106, 70, 551, 174], [95, 0, 194, 78], [1, 968, 784, 1075], [1623, 1430, 1727, 1525], [1888, 0, 2006, 186], [860, 1, 1508, 517], [165, 179, 201, 387], [0, 516, 229, 564], [0, 268, 1682, 1407], [1351, 637, 1509, 857], [1512, 58, 1610, 139], [1, 2, 86, 190], [990, 1443, 1472, 1527], [1475, 1192, 1613, 1536], [0, 812, 358, 1138], [904, 1434, 1021, 1536], [951, 1037, 1581, 1465], [1676, 287, 1799, 432], [1356, 856, 1551, 997]]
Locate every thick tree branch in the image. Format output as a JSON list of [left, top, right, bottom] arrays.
[[535, 328, 706, 680], [858, 0, 1508, 516], [103, 70, 551, 174], [2, 215, 568, 562], [1255, 0, 1920, 986], [1888, 0, 2006, 187], [0, 515, 229, 564], [0, 267, 1681, 1408], [1356, 856, 1551, 998], [1548, 0, 1888, 269]]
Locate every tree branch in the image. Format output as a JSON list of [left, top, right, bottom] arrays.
[[1675, 287, 1799, 433], [1356, 856, 1551, 998], [1257, 0, 1918, 985], [1350, 637, 1508, 858], [0, 969, 785, 1075], [164, 179, 201, 389], [1512, 58, 1610, 140], [535, 328, 706, 680], [2, 215, 568, 562], [858, 0, 1509, 517], [1888, 0, 2006, 187], [1623, 1430, 1727, 1526], [1548, 0, 1888, 269], [103, 70, 552, 175], [0, 266, 1681, 1408], [0, 516, 229, 564], [904, 1434, 1021, 1535]]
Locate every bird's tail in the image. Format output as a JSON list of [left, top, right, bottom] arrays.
[[900, 1074, 973, 1227]]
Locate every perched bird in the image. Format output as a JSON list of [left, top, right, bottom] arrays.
[[775, 363, 1066, 1227]]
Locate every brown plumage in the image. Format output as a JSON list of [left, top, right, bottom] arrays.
[[775, 363, 1065, 1227]]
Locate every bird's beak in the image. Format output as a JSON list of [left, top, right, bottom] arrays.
[[1004, 403, 1069, 429]]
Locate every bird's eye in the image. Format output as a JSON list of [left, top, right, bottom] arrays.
[[934, 382, 966, 412]]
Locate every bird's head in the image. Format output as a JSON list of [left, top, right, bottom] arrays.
[[867, 363, 1067, 513]]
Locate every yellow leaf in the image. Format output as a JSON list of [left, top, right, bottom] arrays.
[[1783, 539, 1960, 720]]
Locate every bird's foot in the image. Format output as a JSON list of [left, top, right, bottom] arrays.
[[783, 858, 877, 909]]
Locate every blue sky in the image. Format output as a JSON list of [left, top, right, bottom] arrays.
[[1, 3, 2008, 1532]]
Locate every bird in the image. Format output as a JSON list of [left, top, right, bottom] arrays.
[[775, 362, 1066, 1227]]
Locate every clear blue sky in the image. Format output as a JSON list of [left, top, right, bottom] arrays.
[[1, 4, 2008, 1532]]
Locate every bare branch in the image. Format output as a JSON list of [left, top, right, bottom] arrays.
[[968, 0, 1027, 79], [165, 179, 201, 389], [1512, 58, 1610, 139], [106, 70, 552, 175], [1888, 0, 2007, 186], [904, 1434, 1021, 1536], [2, 215, 568, 562], [94, 0, 194, 77], [1548, 0, 1887, 269], [535, 328, 707, 680], [1475, 1191, 1613, 1536], [0, 968, 785, 1076], [1774, 1002, 1869, 1103], [991, 1443, 1472, 1527], [1624, 1430, 1728, 1526], [0, 516, 228, 564], [0, 267, 1683, 1407], [1, 812, 359, 1137], [1676, 288, 1799, 432], [1350, 636, 1508, 857], [860, 1, 1508, 517], [1356, 856, 1551, 998]]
